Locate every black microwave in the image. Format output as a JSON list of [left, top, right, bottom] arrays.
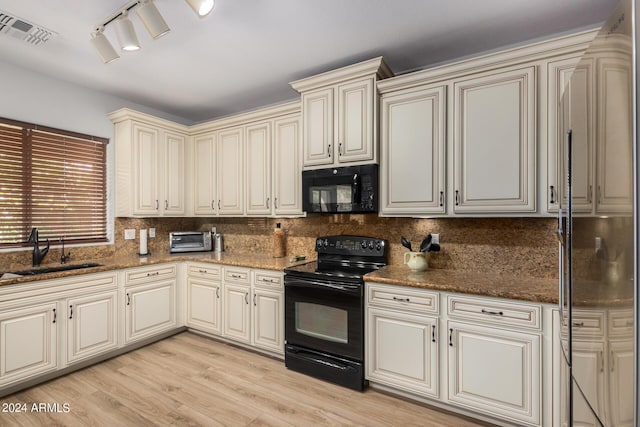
[[302, 164, 378, 213]]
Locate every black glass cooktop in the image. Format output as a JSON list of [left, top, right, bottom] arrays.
[[284, 260, 381, 283]]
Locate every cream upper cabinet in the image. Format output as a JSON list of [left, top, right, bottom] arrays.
[[273, 114, 302, 215], [452, 66, 537, 213], [193, 133, 217, 216], [110, 110, 190, 218], [380, 85, 446, 215], [548, 56, 595, 213], [596, 53, 633, 214], [217, 127, 244, 215], [246, 121, 273, 215], [291, 57, 393, 170]]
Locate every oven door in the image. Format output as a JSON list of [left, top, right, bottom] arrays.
[[284, 276, 363, 361]]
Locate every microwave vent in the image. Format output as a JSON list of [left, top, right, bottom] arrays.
[[0, 10, 56, 45]]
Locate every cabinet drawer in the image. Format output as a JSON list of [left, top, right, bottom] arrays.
[[447, 295, 541, 330], [608, 309, 634, 336], [224, 267, 250, 284], [187, 263, 222, 280], [367, 283, 439, 315], [125, 264, 177, 286], [253, 270, 283, 289], [571, 309, 605, 337]]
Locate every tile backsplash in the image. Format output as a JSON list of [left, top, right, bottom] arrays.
[[1, 215, 559, 279]]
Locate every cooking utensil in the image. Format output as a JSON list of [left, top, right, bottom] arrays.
[[401, 237, 412, 251], [427, 243, 440, 252], [419, 234, 432, 252]]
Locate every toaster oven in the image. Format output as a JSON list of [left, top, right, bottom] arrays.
[[169, 231, 213, 253]]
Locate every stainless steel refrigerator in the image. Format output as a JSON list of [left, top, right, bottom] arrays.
[[558, 0, 638, 425]]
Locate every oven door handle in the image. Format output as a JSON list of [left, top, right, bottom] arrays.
[[287, 347, 357, 372], [285, 279, 361, 294]]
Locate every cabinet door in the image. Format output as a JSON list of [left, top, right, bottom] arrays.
[[547, 56, 594, 213], [132, 122, 160, 216], [222, 282, 251, 343], [251, 288, 283, 354], [608, 339, 634, 427], [0, 302, 58, 387], [453, 66, 536, 212], [380, 85, 446, 215], [367, 307, 438, 398], [273, 114, 302, 215], [66, 291, 118, 365], [596, 55, 633, 214], [186, 276, 222, 335], [447, 320, 540, 425], [125, 280, 177, 344], [302, 87, 334, 167], [245, 121, 272, 215], [162, 131, 186, 216], [336, 78, 374, 163], [217, 127, 244, 215], [572, 340, 606, 426], [193, 134, 217, 215]]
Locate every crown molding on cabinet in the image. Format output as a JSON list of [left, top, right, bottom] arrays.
[[108, 108, 191, 133], [290, 56, 393, 93], [377, 29, 599, 94]]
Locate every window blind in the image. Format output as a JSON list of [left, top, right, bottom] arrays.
[[0, 118, 108, 247]]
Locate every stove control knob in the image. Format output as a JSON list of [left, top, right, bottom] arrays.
[[376, 242, 382, 251], [361, 241, 367, 250], [323, 239, 329, 248], [368, 241, 374, 250]]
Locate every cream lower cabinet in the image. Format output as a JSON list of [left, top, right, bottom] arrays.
[[66, 290, 118, 365], [251, 269, 284, 355], [447, 320, 541, 426], [0, 301, 58, 388], [185, 263, 222, 335], [222, 267, 251, 344], [123, 264, 178, 344]]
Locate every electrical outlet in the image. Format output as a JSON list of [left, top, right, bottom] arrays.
[[595, 237, 602, 253], [431, 233, 440, 244], [124, 229, 136, 240], [149, 228, 156, 238]]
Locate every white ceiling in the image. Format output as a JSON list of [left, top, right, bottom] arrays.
[[0, 0, 619, 124]]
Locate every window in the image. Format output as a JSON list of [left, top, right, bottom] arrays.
[[0, 117, 108, 247]]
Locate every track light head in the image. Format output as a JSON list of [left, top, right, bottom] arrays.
[[90, 28, 120, 64], [114, 11, 140, 51], [185, 0, 215, 17], [136, 0, 170, 39]]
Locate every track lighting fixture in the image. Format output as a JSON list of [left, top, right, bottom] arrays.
[[185, 0, 215, 17], [90, 28, 120, 64], [90, 0, 214, 64], [114, 11, 140, 51]]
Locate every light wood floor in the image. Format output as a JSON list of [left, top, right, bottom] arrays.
[[0, 332, 493, 426]]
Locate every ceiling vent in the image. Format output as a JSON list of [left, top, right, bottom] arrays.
[[0, 10, 56, 45]]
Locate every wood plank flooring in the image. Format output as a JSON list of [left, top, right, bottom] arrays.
[[0, 332, 493, 426]]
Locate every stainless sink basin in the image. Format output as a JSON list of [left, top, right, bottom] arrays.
[[9, 262, 102, 276]]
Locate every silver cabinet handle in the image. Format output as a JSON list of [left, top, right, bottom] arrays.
[[439, 191, 444, 207], [253, 294, 257, 306], [449, 328, 453, 347], [455, 190, 460, 206], [155, 200, 159, 210], [245, 292, 249, 305], [274, 197, 279, 209], [218, 200, 221, 210], [588, 185, 593, 203], [216, 288, 220, 299], [481, 309, 504, 316], [146, 271, 160, 277], [600, 351, 604, 372], [69, 305, 73, 320], [198, 269, 208, 274], [327, 143, 331, 157], [211, 200, 215, 210], [338, 142, 343, 156], [549, 185, 556, 204], [597, 185, 601, 204], [266, 197, 270, 209], [572, 321, 585, 327], [126, 293, 131, 306], [392, 296, 410, 302], [231, 274, 242, 279], [165, 200, 168, 210], [431, 325, 436, 343], [52, 308, 57, 324]]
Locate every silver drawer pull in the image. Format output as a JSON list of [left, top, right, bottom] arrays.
[[230, 274, 243, 279], [262, 278, 278, 283], [199, 269, 208, 274], [146, 271, 160, 277], [573, 321, 585, 327], [481, 309, 504, 316], [392, 297, 410, 303]]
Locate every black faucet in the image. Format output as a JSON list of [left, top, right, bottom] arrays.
[[60, 237, 71, 264], [27, 228, 50, 267]]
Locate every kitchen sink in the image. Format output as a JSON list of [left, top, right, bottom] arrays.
[[9, 262, 103, 276]]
